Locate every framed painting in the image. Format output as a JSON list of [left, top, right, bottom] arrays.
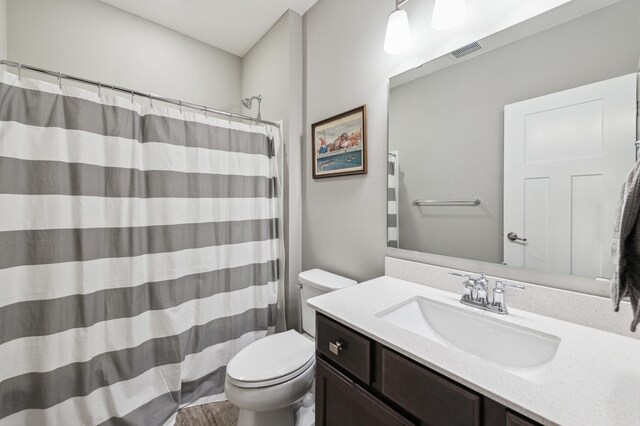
[[311, 105, 367, 178]]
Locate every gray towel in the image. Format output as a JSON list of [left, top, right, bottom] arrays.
[[611, 159, 640, 332]]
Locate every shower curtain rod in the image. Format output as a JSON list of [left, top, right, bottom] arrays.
[[0, 59, 280, 128]]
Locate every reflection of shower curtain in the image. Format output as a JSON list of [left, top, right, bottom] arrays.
[[0, 71, 281, 425], [388, 151, 399, 248]]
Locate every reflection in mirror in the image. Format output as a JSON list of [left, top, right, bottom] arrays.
[[388, 0, 640, 280]]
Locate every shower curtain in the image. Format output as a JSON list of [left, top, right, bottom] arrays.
[[387, 151, 399, 248], [0, 70, 282, 425]]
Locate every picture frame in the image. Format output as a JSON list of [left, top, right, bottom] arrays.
[[311, 105, 367, 179]]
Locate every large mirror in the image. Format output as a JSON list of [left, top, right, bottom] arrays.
[[387, 0, 640, 289]]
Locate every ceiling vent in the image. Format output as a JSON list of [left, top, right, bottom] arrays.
[[450, 42, 482, 59]]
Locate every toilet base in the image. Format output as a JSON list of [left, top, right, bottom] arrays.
[[237, 406, 294, 426]]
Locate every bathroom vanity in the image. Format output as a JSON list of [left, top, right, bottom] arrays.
[[308, 275, 640, 426], [315, 313, 537, 426]]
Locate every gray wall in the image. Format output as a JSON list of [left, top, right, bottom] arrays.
[[0, 0, 6, 59], [242, 11, 304, 331], [301, 0, 517, 282], [389, 0, 640, 263], [302, 0, 639, 284], [6, 0, 242, 111], [303, 0, 399, 283]]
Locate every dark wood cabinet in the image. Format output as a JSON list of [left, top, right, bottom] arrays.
[[316, 358, 413, 426], [316, 313, 372, 384], [382, 348, 481, 426], [506, 411, 541, 426], [315, 313, 541, 426]]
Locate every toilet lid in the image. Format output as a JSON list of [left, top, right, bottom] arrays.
[[227, 330, 315, 387]]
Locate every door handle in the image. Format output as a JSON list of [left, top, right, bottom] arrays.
[[507, 232, 527, 242]]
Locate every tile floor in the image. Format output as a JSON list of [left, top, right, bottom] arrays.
[[175, 401, 238, 426]]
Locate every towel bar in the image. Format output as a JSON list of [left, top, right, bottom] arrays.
[[412, 199, 481, 206]]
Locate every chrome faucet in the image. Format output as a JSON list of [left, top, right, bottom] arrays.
[[474, 273, 489, 304], [449, 272, 524, 315]]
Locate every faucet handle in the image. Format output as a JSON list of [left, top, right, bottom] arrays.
[[448, 271, 474, 286], [495, 281, 525, 291], [449, 271, 474, 300], [491, 281, 525, 314]]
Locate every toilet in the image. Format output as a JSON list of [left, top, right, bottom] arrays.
[[225, 269, 357, 426]]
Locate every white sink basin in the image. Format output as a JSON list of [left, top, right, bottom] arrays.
[[377, 297, 561, 369]]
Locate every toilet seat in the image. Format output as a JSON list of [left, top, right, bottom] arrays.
[[226, 330, 315, 389]]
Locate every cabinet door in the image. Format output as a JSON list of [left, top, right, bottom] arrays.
[[316, 357, 413, 426], [506, 411, 540, 426], [381, 348, 481, 426]]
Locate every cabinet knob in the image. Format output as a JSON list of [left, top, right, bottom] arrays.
[[329, 340, 343, 355]]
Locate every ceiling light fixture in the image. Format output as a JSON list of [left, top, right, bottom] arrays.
[[384, 0, 412, 55], [431, 0, 468, 31]]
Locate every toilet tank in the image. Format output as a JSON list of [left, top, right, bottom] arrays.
[[299, 269, 357, 338]]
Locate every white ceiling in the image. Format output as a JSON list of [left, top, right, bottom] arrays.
[[98, 0, 601, 61], [391, 0, 619, 87], [98, 0, 319, 57], [400, 0, 573, 62]]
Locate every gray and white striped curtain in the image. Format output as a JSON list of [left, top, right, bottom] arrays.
[[0, 70, 281, 425], [387, 151, 399, 248]]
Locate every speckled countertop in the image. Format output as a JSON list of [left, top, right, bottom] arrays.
[[307, 276, 640, 426]]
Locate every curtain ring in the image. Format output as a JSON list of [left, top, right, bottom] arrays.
[[228, 114, 232, 124], [17, 64, 22, 81], [58, 72, 62, 89], [179, 100, 183, 114], [148, 93, 153, 108], [131, 91, 134, 104], [203, 106, 207, 117], [97, 81, 102, 97]]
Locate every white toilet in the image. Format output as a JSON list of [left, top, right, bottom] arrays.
[[225, 269, 357, 426]]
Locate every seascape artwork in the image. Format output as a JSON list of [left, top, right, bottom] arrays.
[[312, 106, 367, 178]]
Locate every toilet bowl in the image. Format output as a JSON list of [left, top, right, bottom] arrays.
[[225, 330, 315, 426], [225, 269, 357, 426]]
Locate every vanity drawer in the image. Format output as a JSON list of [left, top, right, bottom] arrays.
[[316, 314, 371, 384], [381, 348, 481, 426]]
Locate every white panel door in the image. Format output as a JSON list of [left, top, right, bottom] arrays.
[[504, 73, 636, 278]]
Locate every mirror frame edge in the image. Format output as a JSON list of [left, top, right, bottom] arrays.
[[385, 247, 609, 298]]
